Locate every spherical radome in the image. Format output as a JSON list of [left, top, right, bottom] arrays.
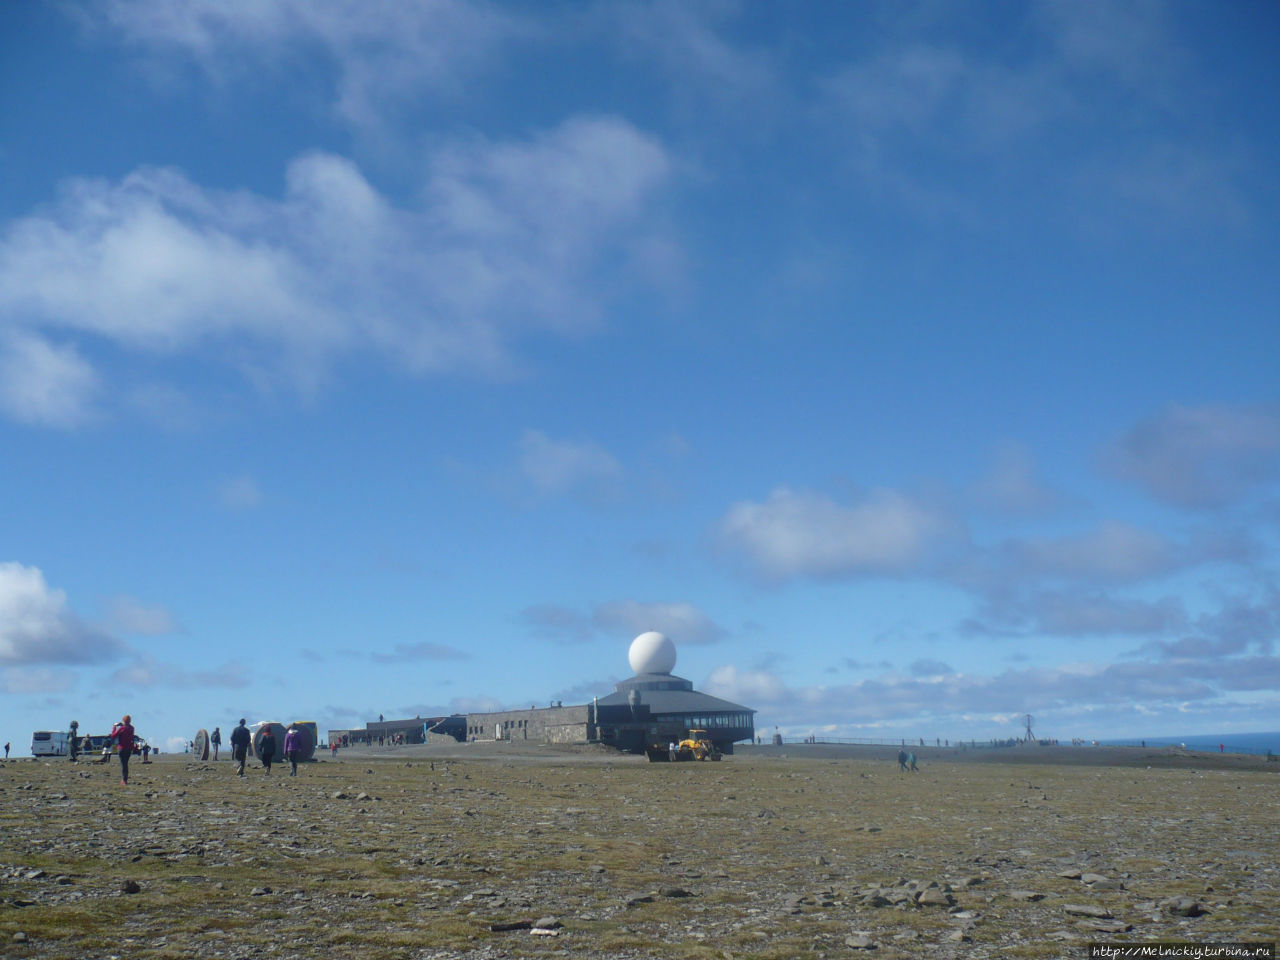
[[629, 631, 677, 675]]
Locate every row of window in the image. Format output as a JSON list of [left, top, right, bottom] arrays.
[[654, 713, 752, 729], [467, 719, 531, 736]]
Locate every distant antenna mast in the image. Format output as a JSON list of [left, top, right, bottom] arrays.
[[1023, 714, 1035, 742]]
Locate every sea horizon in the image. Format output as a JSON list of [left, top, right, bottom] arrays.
[[1097, 730, 1279, 756]]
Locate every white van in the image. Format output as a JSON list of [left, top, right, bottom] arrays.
[[31, 731, 69, 757]]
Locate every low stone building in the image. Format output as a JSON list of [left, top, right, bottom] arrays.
[[329, 632, 756, 756], [465, 632, 755, 755]]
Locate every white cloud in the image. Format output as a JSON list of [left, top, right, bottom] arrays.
[[87, 0, 531, 129], [0, 563, 125, 665], [0, 667, 77, 695], [705, 664, 790, 704], [1006, 521, 1181, 584], [606, 0, 778, 108], [518, 430, 623, 497], [705, 654, 1280, 737], [593, 600, 726, 646], [1110, 405, 1280, 508], [969, 444, 1062, 514], [716, 487, 949, 582], [965, 591, 1188, 639], [0, 118, 675, 423], [106, 596, 179, 636], [523, 599, 726, 647], [909, 659, 955, 677], [108, 655, 246, 689], [0, 333, 99, 428]]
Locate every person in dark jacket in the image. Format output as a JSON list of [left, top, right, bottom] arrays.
[[230, 719, 252, 777], [211, 726, 222, 761], [258, 726, 276, 774], [110, 714, 136, 786]]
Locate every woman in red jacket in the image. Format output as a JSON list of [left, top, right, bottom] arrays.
[[110, 714, 136, 786]]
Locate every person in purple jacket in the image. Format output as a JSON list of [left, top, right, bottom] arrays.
[[283, 724, 303, 777]]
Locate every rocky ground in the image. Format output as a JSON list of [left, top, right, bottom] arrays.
[[2, 746, 1276, 959]]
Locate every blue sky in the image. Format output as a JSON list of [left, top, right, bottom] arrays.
[[2, 1, 1278, 753]]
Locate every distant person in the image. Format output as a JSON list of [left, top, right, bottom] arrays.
[[668, 741, 678, 761], [142, 742, 152, 764], [211, 727, 222, 760], [230, 719, 252, 777], [331, 741, 338, 758], [897, 749, 908, 772], [1219, 743, 1224, 753], [3, 742, 8, 759], [907, 752, 918, 772], [258, 726, 276, 774], [110, 714, 136, 786], [284, 725, 302, 777]]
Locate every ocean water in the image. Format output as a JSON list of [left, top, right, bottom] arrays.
[[1098, 731, 1280, 756]]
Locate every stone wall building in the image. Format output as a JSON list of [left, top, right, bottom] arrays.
[[329, 632, 755, 756]]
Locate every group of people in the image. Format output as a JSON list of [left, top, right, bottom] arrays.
[[897, 748, 919, 772], [93, 715, 309, 785], [228, 719, 307, 777]]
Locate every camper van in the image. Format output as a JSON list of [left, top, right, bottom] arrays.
[[31, 731, 70, 757]]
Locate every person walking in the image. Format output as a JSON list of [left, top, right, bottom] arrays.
[[258, 726, 276, 774], [907, 751, 918, 772], [110, 714, 136, 786], [283, 725, 302, 776], [211, 726, 222, 760], [897, 749, 909, 772], [230, 719, 251, 777]]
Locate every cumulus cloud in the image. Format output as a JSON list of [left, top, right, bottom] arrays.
[[605, 0, 778, 108], [1109, 405, 1280, 508], [108, 655, 247, 688], [950, 521, 1255, 599], [0, 118, 674, 423], [705, 664, 790, 704], [716, 487, 950, 582], [965, 590, 1188, 639], [0, 666, 77, 695], [84, 0, 531, 128], [0, 333, 99, 428], [0, 563, 125, 665], [1005, 522, 1181, 584], [593, 600, 726, 646], [704, 653, 1280, 736], [909, 659, 956, 677], [518, 430, 623, 498], [523, 599, 726, 647], [969, 444, 1062, 515], [106, 596, 179, 636]]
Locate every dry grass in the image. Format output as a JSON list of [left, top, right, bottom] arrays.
[[2, 751, 1277, 958]]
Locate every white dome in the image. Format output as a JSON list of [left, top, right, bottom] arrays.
[[629, 631, 677, 675]]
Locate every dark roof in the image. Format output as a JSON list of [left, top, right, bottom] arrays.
[[594, 674, 755, 715]]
